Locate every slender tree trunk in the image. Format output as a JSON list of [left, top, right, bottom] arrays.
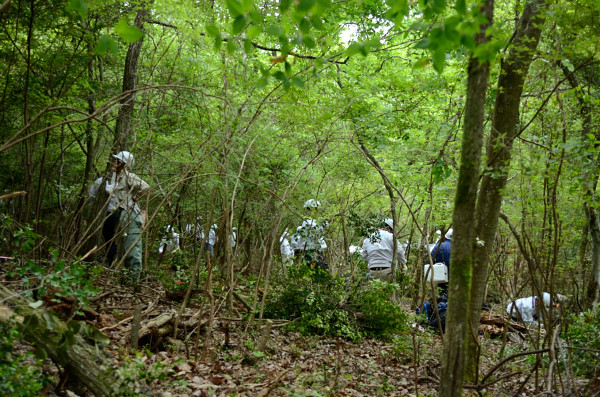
[[20, 0, 35, 224], [466, 0, 547, 381], [113, 5, 148, 150], [439, 1, 494, 395]]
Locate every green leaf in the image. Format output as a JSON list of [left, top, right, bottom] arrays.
[[215, 34, 223, 51], [33, 346, 47, 360], [433, 0, 446, 13], [206, 24, 220, 37], [241, 0, 254, 12], [273, 71, 286, 81], [432, 48, 445, 73], [227, 39, 236, 54], [68, 0, 88, 18], [345, 42, 361, 56], [279, 0, 292, 12], [297, 0, 316, 12], [29, 300, 44, 309], [311, 15, 324, 29], [67, 320, 82, 334], [94, 35, 119, 55], [291, 77, 305, 88], [455, 0, 466, 14], [249, 10, 262, 24], [303, 34, 317, 48], [114, 19, 144, 43], [256, 76, 268, 89], [247, 24, 262, 38], [563, 59, 575, 72], [244, 38, 254, 53], [460, 34, 476, 50], [232, 15, 247, 35], [413, 56, 429, 69], [266, 25, 284, 36], [415, 38, 430, 49], [299, 18, 311, 33], [284, 61, 292, 74], [226, 0, 244, 17]]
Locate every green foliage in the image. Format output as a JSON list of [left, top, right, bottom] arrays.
[[391, 322, 437, 364], [117, 350, 180, 395], [265, 263, 362, 340], [0, 321, 48, 397], [356, 280, 410, 337], [265, 263, 410, 340], [566, 310, 600, 377], [7, 221, 99, 310], [115, 18, 145, 43]]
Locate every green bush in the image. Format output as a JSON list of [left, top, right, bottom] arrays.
[[0, 321, 48, 396], [356, 279, 410, 338], [265, 263, 410, 340], [566, 310, 600, 377], [264, 263, 362, 340]]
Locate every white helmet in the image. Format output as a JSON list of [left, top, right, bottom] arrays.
[[304, 199, 321, 209], [383, 218, 394, 230], [445, 228, 453, 240], [112, 151, 134, 169]]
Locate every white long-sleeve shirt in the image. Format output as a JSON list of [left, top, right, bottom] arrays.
[[159, 225, 180, 254], [280, 237, 293, 264], [89, 177, 117, 212], [292, 218, 328, 251], [361, 229, 406, 269], [104, 171, 149, 213], [506, 296, 538, 324]]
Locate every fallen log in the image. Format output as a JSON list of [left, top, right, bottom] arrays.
[[138, 310, 176, 340], [0, 285, 146, 396]]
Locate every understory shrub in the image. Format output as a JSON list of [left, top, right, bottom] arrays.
[[0, 320, 48, 396], [356, 279, 410, 337], [265, 263, 410, 340], [264, 262, 361, 340], [566, 310, 600, 377]]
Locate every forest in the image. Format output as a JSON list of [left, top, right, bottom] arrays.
[[0, 0, 599, 395]]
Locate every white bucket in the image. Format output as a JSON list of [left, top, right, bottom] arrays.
[[424, 263, 448, 286]]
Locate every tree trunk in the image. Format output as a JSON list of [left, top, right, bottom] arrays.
[[0, 285, 141, 396], [113, 5, 148, 150], [466, 0, 547, 381], [439, 1, 494, 395]]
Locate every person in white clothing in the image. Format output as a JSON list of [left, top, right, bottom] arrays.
[[292, 199, 329, 270], [361, 219, 407, 282], [159, 225, 180, 255], [506, 292, 552, 325], [89, 176, 119, 265], [229, 227, 237, 249], [280, 231, 294, 265]]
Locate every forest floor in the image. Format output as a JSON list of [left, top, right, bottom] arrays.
[[3, 263, 595, 396]]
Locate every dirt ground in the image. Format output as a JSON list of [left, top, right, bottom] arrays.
[[3, 265, 596, 396]]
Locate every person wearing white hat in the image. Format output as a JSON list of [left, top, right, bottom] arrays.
[[229, 227, 237, 249], [105, 150, 150, 282], [292, 199, 329, 270], [506, 292, 553, 325], [361, 218, 407, 282]]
